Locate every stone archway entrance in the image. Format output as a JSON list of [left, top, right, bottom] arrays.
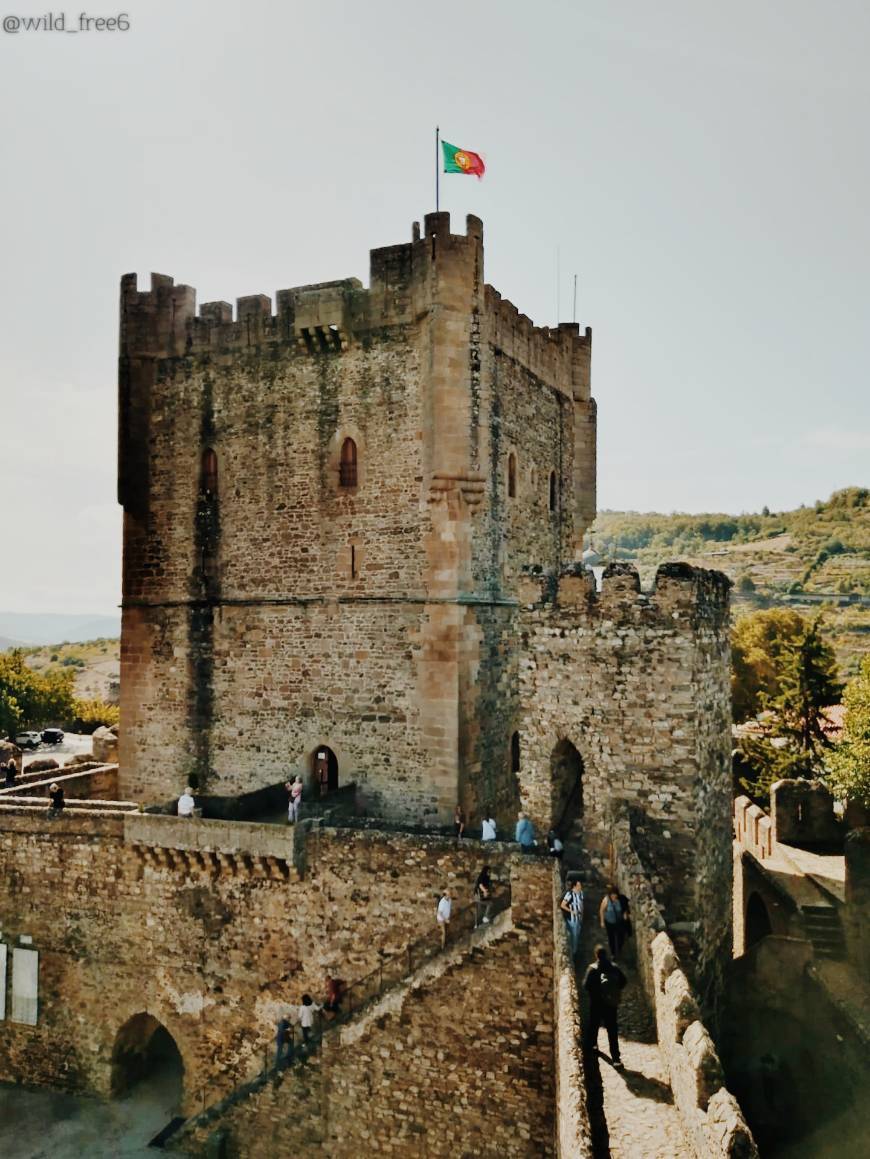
[[746, 892, 773, 949], [111, 1013, 184, 1103], [550, 738, 584, 833], [312, 746, 339, 796]]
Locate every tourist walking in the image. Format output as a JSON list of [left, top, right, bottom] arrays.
[[474, 865, 493, 927], [560, 879, 584, 957], [583, 945, 626, 1067], [323, 975, 347, 1019], [177, 786, 195, 817], [599, 885, 630, 960], [436, 887, 452, 948], [515, 811, 536, 852], [275, 1016, 292, 1070], [453, 804, 465, 840], [48, 783, 65, 812], [296, 994, 321, 1047], [481, 813, 497, 841]]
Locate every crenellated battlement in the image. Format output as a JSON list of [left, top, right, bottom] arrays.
[[484, 286, 592, 400], [518, 560, 731, 629], [118, 215, 591, 401]]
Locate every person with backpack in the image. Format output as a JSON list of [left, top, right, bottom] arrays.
[[584, 945, 626, 1068], [559, 879, 584, 958], [599, 885, 630, 960]]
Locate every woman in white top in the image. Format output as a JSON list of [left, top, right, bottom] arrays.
[[297, 994, 322, 1045]]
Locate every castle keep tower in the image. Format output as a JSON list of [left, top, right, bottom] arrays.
[[118, 213, 597, 822]]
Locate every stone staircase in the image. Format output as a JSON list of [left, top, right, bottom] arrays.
[[801, 904, 847, 960], [169, 897, 513, 1154]]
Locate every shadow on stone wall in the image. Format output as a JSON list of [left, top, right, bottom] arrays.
[[721, 936, 870, 1157]]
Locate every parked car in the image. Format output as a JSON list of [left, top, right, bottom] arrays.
[[14, 731, 42, 749], [41, 728, 65, 745]]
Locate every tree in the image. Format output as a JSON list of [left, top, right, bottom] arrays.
[[767, 618, 842, 756], [0, 650, 76, 735], [731, 608, 812, 722], [828, 658, 870, 807], [733, 613, 842, 802]]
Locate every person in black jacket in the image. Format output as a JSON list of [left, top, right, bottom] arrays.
[[584, 945, 626, 1067]]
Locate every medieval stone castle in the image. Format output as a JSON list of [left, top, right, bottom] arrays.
[[0, 213, 758, 1157]]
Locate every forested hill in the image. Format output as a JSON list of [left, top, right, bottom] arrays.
[[590, 487, 870, 676]]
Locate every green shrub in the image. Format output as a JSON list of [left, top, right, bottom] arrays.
[[65, 698, 120, 734]]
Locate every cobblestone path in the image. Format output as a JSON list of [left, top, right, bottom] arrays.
[[572, 876, 693, 1158]]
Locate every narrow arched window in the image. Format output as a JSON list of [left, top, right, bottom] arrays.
[[201, 448, 218, 496], [339, 438, 358, 488], [549, 470, 557, 512], [507, 453, 517, 499], [511, 731, 520, 774]]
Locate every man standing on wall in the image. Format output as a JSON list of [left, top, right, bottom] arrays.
[[583, 945, 626, 1068]]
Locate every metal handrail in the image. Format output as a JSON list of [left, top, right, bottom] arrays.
[[185, 883, 512, 1123]]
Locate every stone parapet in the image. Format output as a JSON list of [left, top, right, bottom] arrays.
[[552, 868, 594, 1159], [520, 561, 731, 630]]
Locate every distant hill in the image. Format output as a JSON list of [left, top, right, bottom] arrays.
[[21, 637, 120, 703], [591, 486, 870, 677], [0, 611, 121, 647]]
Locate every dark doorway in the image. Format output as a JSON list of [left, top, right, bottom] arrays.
[[312, 746, 339, 795], [746, 892, 773, 949], [551, 738, 583, 832], [111, 1013, 183, 1102]]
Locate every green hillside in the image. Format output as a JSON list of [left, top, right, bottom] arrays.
[[591, 487, 870, 677]]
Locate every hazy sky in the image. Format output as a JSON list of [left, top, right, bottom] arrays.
[[1, 0, 868, 614]]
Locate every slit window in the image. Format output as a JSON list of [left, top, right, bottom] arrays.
[[549, 470, 557, 512], [339, 438, 358, 488], [507, 453, 517, 499], [511, 731, 520, 774], [201, 448, 218, 496]]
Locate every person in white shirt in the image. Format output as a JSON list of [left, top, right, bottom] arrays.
[[436, 888, 452, 948], [177, 787, 195, 817], [296, 994, 322, 1046], [481, 815, 497, 841]]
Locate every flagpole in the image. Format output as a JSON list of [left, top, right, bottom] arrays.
[[573, 274, 577, 324], [436, 125, 440, 212]]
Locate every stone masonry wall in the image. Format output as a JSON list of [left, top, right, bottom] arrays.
[[609, 809, 757, 1157], [178, 857, 556, 1159], [518, 562, 733, 997], [0, 809, 528, 1113], [552, 869, 594, 1159]]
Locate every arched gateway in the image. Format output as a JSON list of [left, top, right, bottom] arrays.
[[550, 738, 584, 832], [111, 1012, 184, 1102]]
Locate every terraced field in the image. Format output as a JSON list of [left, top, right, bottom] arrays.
[[592, 487, 870, 677]]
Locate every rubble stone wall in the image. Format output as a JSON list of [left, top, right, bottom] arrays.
[[609, 809, 757, 1156], [118, 214, 596, 829], [519, 563, 733, 996], [178, 858, 556, 1159], [0, 811, 534, 1112]]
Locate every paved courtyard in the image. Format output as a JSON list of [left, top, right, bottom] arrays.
[[0, 1068, 180, 1158]]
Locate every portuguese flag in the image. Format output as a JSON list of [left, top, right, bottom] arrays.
[[442, 139, 485, 179]]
